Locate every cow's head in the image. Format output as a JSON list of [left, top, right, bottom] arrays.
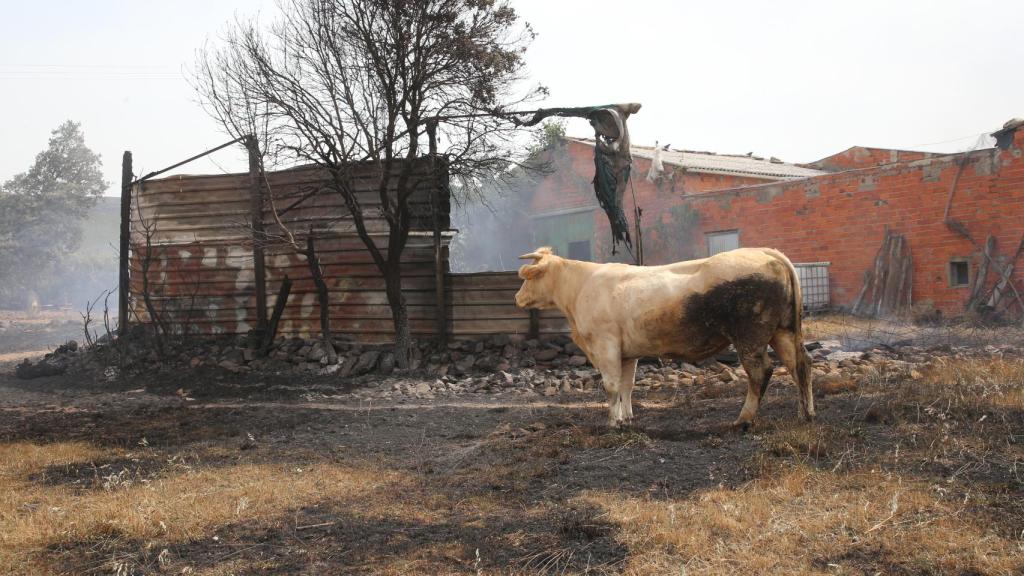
[[515, 247, 559, 309]]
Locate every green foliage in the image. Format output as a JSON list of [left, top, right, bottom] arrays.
[[525, 120, 566, 157], [0, 121, 108, 308]]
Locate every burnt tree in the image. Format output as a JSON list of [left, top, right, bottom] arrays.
[[195, 0, 542, 367]]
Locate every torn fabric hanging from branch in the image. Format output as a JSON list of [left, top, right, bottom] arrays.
[[507, 103, 642, 252]]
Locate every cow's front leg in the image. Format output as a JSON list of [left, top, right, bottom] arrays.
[[590, 341, 625, 428], [620, 358, 638, 425]]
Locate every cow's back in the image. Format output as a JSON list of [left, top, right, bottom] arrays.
[[572, 248, 795, 361]]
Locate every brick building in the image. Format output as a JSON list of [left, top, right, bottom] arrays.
[[489, 118, 1024, 317], [524, 139, 825, 263]]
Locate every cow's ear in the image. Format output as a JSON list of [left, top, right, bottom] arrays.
[[519, 262, 547, 280]]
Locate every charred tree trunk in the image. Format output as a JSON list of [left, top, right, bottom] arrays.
[[304, 235, 337, 364], [384, 259, 412, 369]]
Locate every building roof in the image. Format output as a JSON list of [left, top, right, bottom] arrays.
[[568, 138, 827, 180]]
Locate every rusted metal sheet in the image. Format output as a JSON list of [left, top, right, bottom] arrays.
[[128, 160, 567, 341], [129, 161, 449, 338]]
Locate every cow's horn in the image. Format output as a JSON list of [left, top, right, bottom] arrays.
[[519, 247, 553, 261]]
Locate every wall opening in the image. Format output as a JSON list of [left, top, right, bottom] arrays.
[[568, 240, 592, 261], [948, 259, 970, 288], [707, 230, 740, 256]]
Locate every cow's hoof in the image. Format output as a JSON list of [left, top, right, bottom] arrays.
[[732, 419, 753, 433]]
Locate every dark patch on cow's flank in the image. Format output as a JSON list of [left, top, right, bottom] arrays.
[[683, 274, 789, 350]]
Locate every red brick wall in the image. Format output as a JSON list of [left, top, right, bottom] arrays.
[[806, 146, 938, 172], [681, 128, 1024, 315]]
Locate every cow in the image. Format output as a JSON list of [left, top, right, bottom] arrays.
[[515, 247, 814, 430]]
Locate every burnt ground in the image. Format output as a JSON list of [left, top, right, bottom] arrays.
[[0, 369, 764, 574], [1, 320, 1023, 574]]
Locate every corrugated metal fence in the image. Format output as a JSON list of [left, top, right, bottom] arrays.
[[127, 162, 558, 341]]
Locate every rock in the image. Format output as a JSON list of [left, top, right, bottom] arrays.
[[243, 349, 255, 362], [223, 348, 246, 365], [816, 372, 856, 394], [561, 380, 572, 393], [500, 371, 515, 386], [534, 348, 559, 362], [378, 352, 396, 375], [413, 382, 432, 395], [15, 357, 68, 379], [455, 355, 476, 373], [189, 357, 203, 368], [827, 350, 863, 362], [219, 360, 241, 372], [489, 334, 510, 348], [307, 344, 326, 363], [475, 355, 500, 371], [567, 355, 589, 367], [564, 342, 584, 355], [543, 386, 558, 396], [351, 350, 381, 375]]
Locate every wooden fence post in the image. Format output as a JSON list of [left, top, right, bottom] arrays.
[[529, 309, 540, 340], [246, 136, 269, 332], [428, 121, 447, 346], [117, 151, 132, 335]]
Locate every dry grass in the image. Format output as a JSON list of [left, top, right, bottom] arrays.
[[0, 442, 407, 574], [904, 356, 1024, 414], [804, 313, 1024, 350], [583, 465, 1022, 575]]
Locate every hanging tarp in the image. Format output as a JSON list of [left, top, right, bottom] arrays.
[[509, 103, 642, 252]]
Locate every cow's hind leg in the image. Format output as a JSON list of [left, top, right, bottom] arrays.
[[620, 359, 638, 425], [734, 346, 771, 430], [771, 330, 815, 421]]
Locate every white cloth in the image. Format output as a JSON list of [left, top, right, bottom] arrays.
[[646, 141, 665, 182]]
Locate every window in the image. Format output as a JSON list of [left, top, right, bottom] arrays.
[[531, 210, 595, 261], [707, 230, 740, 256], [949, 259, 970, 288], [568, 240, 591, 261]]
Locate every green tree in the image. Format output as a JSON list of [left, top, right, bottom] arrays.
[[0, 121, 108, 307]]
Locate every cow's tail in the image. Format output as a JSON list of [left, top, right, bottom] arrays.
[[762, 248, 805, 342]]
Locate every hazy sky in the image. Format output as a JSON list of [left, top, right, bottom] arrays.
[[2, 0, 1021, 196]]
